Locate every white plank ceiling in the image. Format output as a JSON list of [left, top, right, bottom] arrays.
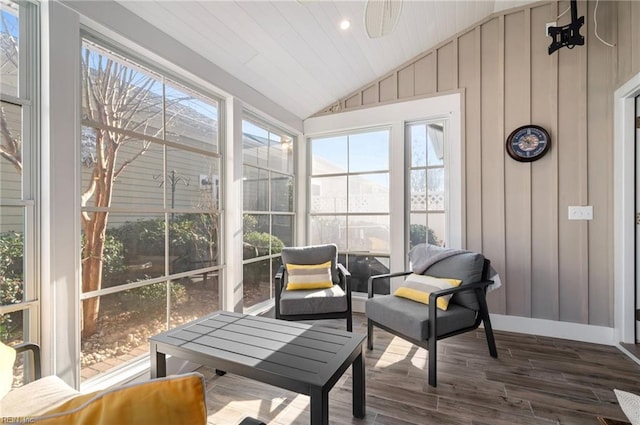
[[116, 0, 534, 120]]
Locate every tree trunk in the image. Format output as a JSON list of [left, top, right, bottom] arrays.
[[80, 129, 116, 339], [81, 210, 108, 339]]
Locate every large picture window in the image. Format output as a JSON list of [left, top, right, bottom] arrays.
[[309, 129, 391, 294], [0, 0, 38, 386], [79, 38, 222, 381], [242, 117, 294, 311]]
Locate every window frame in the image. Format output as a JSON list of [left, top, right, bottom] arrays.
[[308, 127, 392, 295], [304, 94, 462, 308], [405, 118, 450, 250], [77, 32, 226, 382], [241, 112, 296, 313], [0, 0, 40, 355]]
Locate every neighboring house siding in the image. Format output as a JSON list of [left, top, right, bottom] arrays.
[[311, 1, 636, 328]]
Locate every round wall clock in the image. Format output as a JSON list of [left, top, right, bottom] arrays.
[[505, 125, 551, 162]]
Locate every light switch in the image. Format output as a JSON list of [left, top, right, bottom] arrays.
[[568, 206, 593, 220], [546, 22, 556, 37]]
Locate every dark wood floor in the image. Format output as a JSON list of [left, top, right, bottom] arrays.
[[201, 313, 639, 425]]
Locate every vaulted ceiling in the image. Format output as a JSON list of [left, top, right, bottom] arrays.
[[116, 1, 534, 120]]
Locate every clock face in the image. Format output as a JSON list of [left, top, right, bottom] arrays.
[[506, 125, 550, 162]]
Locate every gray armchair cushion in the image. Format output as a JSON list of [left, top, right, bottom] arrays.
[[365, 295, 477, 341], [279, 285, 348, 316], [424, 252, 485, 310], [281, 244, 339, 284]]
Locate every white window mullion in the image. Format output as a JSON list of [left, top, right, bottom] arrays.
[[389, 120, 405, 279]]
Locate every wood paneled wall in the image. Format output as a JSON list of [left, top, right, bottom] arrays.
[[312, 1, 640, 326]]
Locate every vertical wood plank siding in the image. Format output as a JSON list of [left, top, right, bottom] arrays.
[[557, 1, 589, 324], [587, 0, 616, 327], [530, 3, 560, 321], [633, 1, 640, 74], [504, 10, 532, 317], [458, 28, 482, 255], [312, 1, 638, 326], [437, 41, 457, 92]]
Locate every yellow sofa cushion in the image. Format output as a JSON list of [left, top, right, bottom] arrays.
[[30, 373, 207, 425], [285, 261, 334, 290]]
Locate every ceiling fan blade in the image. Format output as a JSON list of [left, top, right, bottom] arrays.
[[364, 0, 403, 39]]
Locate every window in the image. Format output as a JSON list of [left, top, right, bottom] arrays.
[[0, 0, 38, 385], [242, 117, 294, 311], [309, 129, 391, 294], [305, 95, 462, 301], [79, 38, 222, 381], [407, 120, 447, 248]]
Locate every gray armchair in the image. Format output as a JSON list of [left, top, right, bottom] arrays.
[[275, 244, 353, 331], [365, 251, 497, 387]]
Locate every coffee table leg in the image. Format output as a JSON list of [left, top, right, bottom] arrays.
[[353, 348, 365, 418], [150, 342, 166, 378], [310, 386, 329, 425]]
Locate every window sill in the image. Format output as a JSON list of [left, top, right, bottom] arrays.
[[80, 354, 150, 393]]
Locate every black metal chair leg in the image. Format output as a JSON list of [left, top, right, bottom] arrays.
[[483, 316, 498, 358], [347, 314, 353, 332], [477, 290, 498, 358], [239, 418, 266, 425], [367, 320, 373, 350], [428, 337, 437, 387]]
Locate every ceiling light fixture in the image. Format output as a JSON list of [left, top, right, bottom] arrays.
[[340, 19, 351, 31]]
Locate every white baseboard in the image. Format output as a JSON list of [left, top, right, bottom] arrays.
[[489, 313, 616, 346]]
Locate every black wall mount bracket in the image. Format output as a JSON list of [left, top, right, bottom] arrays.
[[548, 0, 584, 54]]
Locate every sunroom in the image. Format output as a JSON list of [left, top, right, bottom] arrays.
[[2, 0, 640, 424]]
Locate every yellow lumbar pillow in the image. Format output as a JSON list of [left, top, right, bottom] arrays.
[[285, 260, 333, 290], [0, 341, 16, 400], [32, 373, 207, 425], [394, 274, 462, 310]]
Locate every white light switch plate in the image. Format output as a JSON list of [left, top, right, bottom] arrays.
[[546, 22, 556, 37], [568, 206, 593, 220]]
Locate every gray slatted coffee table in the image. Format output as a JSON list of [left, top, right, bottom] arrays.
[[149, 311, 366, 425]]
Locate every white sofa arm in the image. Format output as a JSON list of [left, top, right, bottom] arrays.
[[1, 375, 79, 417]]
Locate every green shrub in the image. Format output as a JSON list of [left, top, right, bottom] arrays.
[[110, 215, 218, 273], [80, 233, 126, 287], [0, 231, 24, 304], [102, 234, 126, 276], [0, 232, 24, 339], [243, 231, 284, 257], [0, 277, 23, 305], [409, 224, 441, 248], [110, 218, 165, 257], [242, 232, 284, 284], [243, 214, 258, 234], [119, 282, 187, 312], [0, 231, 23, 280]]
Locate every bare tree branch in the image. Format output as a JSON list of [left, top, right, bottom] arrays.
[[0, 13, 19, 68], [0, 105, 21, 172], [113, 139, 150, 179]]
